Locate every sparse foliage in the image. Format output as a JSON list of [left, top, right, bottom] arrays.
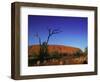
[[84, 47, 88, 54]]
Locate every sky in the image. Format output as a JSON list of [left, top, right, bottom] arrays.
[[28, 15, 88, 50]]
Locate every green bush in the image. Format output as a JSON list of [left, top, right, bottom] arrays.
[[28, 53, 40, 66], [50, 51, 61, 59]]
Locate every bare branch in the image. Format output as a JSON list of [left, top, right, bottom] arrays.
[[51, 29, 62, 34], [46, 28, 62, 44], [48, 28, 52, 35]]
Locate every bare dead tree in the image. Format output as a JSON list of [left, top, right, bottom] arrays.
[[33, 28, 62, 65]]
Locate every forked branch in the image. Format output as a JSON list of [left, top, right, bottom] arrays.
[[46, 28, 62, 44]]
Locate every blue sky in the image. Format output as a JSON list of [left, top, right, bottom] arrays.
[[28, 15, 88, 50]]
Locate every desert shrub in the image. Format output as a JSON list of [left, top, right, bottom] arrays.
[[74, 50, 82, 57], [61, 53, 68, 57], [84, 47, 88, 55], [29, 52, 39, 59], [50, 51, 61, 59], [28, 53, 40, 66], [83, 60, 87, 64], [28, 58, 36, 66]]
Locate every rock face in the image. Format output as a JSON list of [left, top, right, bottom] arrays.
[[28, 45, 82, 56], [28, 45, 87, 66]]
